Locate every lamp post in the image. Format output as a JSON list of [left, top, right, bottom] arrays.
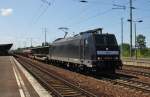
[[129, 0, 133, 58], [133, 20, 143, 59], [44, 28, 47, 46], [121, 18, 124, 58], [80, 0, 88, 3], [112, 4, 125, 58]]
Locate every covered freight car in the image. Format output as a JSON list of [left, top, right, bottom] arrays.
[[31, 46, 49, 61]]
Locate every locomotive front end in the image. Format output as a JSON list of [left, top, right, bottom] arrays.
[[92, 34, 122, 73]]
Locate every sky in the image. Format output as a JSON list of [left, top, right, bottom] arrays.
[[0, 0, 150, 49]]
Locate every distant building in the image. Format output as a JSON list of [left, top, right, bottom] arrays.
[[0, 44, 13, 56]]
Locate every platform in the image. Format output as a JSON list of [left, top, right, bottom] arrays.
[[0, 56, 52, 97]]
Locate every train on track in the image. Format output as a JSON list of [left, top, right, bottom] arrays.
[[15, 28, 122, 73]]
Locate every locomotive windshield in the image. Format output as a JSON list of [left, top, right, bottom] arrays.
[[94, 34, 117, 46]]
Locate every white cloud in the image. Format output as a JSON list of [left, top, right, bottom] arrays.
[[0, 8, 13, 16]]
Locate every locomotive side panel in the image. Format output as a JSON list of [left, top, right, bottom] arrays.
[[50, 38, 81, 64]]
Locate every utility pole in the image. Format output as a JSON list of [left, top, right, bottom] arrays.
[[121, 18, 124, 57], [129, 0, 133, 57], [30, 38, 33, 47], [44, 27, 47, 46], [134, 22, 137, 59], [112, 4, 125, 58], [24, 41, 26, 48], [133, 20, 143, 59]]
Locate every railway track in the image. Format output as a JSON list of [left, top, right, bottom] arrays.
[[101, 75, 150, 93], [115, 78, 150, 92], [15, 55, 150, 96], [117, 69, 150, 78], [16, 56, 97, 97]]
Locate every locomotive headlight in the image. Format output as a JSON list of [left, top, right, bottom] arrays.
[[115, 57, 119, 60], [97, 57, 102, 60]]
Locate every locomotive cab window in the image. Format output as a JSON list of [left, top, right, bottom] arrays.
[[94, 34, 117, 46], [106, 35, 117, 46]]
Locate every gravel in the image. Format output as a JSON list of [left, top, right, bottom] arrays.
[[24, 57, 150, 97]]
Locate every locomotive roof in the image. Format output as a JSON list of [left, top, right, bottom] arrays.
[[53, 28, 102, 43], [53, 33, 115, 44], [53, 36, 78, 43], [53, 27, 117, 44], [80, 28, 103, 35]]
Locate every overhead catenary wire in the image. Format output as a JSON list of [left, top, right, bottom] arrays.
[[30, 4, 44, 26], [41, 0, 51, 6], [67, 8, 114, 28], [67, 0, 126, 23], [30, 0, 52, 25], [67, 0, 113, 23], [33, 5, 50, 24], [25, 0, 53, 47], [66, 0, 129, 28], [81, 0, 114, 5]]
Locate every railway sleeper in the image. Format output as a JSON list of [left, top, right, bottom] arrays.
[[60, 92, 82, 97], [55, 87, 71, 90], [53, 87, 83, 96], [51, 84, 66, 87], [17, 57, 98, 97], [49, 80, 62, 84]]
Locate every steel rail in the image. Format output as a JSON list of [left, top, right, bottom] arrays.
[[101, 75, 150, 93], [118, 69, 150, 78], [17, 56, 97, 97]]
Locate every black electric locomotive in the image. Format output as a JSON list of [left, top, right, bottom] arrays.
[[48, 28, 122, 73]]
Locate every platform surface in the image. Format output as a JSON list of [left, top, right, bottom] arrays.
[[0, 56, 52, 97], [0, 56, 20, 97]]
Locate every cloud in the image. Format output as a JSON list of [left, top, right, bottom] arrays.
[[0, 8, 13, 16]]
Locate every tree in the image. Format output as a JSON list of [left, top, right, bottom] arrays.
[[42, 42, 49, 46], [121, 43, 130, 57], [136, 34, 146, 49]]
